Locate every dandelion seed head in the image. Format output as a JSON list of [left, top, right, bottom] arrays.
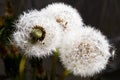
[[59, 26, 114, 77], [13, 10, 61, 57], [40, 3, 83, 33]]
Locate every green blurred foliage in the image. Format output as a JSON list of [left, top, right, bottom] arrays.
[[0, 16, 15, 45]]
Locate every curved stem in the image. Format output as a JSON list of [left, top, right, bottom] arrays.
[[19, 55, 26, 80], [51, 49, 59, 80]]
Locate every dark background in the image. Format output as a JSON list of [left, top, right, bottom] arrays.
[[0, 0, 120, 80]]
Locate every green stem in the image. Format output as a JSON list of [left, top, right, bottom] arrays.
[[51, 49, 59, 80], [59, 70, 70, 80], [19, 55, 26, 80]]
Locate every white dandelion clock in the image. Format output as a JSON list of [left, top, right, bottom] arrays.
[[13, 10, 62, 57], [59, 26, 114, 77], [40, 3, 83, 33]]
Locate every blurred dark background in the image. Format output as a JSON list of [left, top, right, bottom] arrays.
[[0, 0, 120, 80]]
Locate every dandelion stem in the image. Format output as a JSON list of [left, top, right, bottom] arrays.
[[19, 54, 26, 80], [59, 69, 70, 80], [51, 49, 59, 80]]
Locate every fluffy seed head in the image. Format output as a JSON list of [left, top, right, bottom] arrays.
[[13, 10, 61, 57], [40, 3, 83, 33], [59, 26, 114, 77]]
